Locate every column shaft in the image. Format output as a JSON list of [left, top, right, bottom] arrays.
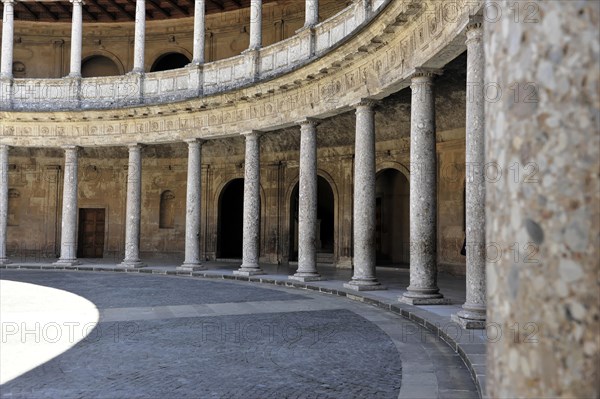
[[0, 145, 9, 264], [120, 144, 145, 267], [344, 101, 384, 291], [55, 146, 80, 266], [453, 22, 486, 328], [401, 72, 448, 304], [249, 0, 262, 50], [69, 0, 84, 77], [1, 0, 15, 79], [132, 0, 146, 73], [305, 0, 318, 27], [234, 131, 264, 275], [179, 139, 205, 271], [291, 120, 322, 281], [192, 0, 206, 64]]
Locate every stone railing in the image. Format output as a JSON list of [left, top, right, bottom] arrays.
[[0, 0, 484, 148], [1, 0, 379, 111]]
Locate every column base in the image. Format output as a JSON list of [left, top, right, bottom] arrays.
[[118, 260, 146, 269], [343, 279, 386, 291], [399, 293, 451, 305], [451, 313, 486, 329], [451, 306, 487, 329], [53, 259, 80, 267], [289, 273, 324, 282], [0, 258, 11, 266], [177, 263, 206, 271], [233, 264, 265, 276]]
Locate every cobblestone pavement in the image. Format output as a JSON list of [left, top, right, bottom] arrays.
[[0, 270, 478, 399]]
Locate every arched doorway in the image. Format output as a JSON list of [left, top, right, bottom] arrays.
[[150, 52, 191, 72], [375, 169, 409, 265], [289, 176, 335, 263], [81, 55, 120, 77], [217, 179, 244, 259]]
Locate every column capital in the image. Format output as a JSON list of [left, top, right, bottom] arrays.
[[242, 130, 263, 139], [352, 98, 378, 109], [127, 143, 145, 150], [466, 17, 484, 43], [70, 0, 85, 5], [185, 138, 205, 146], [298, 117, 320, 127], [0, 144, 11, 151], [61, 145, 80, 152], [1, 0, 15, 5], [408, 68, 443, 82]]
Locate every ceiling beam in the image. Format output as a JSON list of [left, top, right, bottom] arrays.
[[55, 1, 99, 22], [35, 1, 59, 21], [229, 0, 243, 8], [86, 0, 117, 21], [146, 0, 171, 18], [105, 0, 135, 21], [163, 0, 189, 16], [207, 0, 224, 11], [17, 2, 40, 20]]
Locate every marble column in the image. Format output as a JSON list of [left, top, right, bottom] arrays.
[[132, 0, 146, 73], [452, 21, 486, 328], [120, 144, 145, 268], [234, 131, 264, 276], [486, 2, 599, 397], [400, 71, 448, 304], [179, 139, 205, 271], [54, 146, 80, 266], [290, 119, 322, 282], [344, 100, 384, 291], [0, 0, 15, 79], [0, 145, 9, 265], [192, 0, 206, 65], [68, 0, 84, 77], [249, 0, 262, 50], [305, 0, 318, 27]]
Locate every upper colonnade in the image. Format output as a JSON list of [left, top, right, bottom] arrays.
[[0, 0, 484, 147]]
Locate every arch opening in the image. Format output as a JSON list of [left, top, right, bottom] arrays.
[[217, 179, 244, 259], [375, 169, 409, 266], [81, 55, 120, 77], [289, 176, 335, 262], [150, 52, 191, 72], [159, 190, 175, 229]]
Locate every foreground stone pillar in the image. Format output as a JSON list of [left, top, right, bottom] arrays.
[[120, 144, 145, 268], [54, 146, 80, 266], [0, 0, 15, 79], [452, 21, 486, 328], [305, 0, 318, 27], [192, 0, 205, 64], [290, 119, 322, 282], [179, 139, 205, 271], [132, 0, 146, 73], [344, 100, 384, 291], [400, 71, 448, 304], [249, 0, 262, 50], [234, 131, 264, 276], [68, 0, 84, 77], [486, 1, 599, 398], [0, 145, 9, 265]]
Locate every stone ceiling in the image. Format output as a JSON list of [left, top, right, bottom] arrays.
[[4, 0, 279, 23]]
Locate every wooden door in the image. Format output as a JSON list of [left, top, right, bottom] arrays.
[[78, 209, 105, 258]]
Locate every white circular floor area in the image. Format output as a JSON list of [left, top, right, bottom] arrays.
[[0, 280, 99, 384]]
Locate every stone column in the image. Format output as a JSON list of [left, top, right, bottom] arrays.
[[305, 0, 318, 27], [344, 100, 384, 291], [54, 146, 80, 266], [249, 0, 262, 50], [0, 145, 9, 265], [486, 2, 599, 397], [290, 119, 322, 281], [0, 0, 15, 79], [68, 0, 84, 77], [132, 0, 146, 73], [192, 0, 205, 65], [120, 144, 145, 268], [452, 21, 486, 328], [400, 71, 448, 304], [234, 131, 264, 276], [179, 139, 205, 271]]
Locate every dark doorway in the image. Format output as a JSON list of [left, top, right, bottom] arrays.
[[375, 169, 409, 265], [77, 208, 105, 258], [289, 176, 335, 262], [217, 179, 244, 259], [150, 53, 191, 72]]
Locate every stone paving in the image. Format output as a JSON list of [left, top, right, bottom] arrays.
[[0, 269, 479, 399]]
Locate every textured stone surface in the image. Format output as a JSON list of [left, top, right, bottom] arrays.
[[54, 146, 80, 266], [179, 139, 204, 271], [345, 100, 384, 291], [235, 131, 264, 276], [401, 72, 445, 304], [454, 21, 486, 326], [0, 145, 8, 264], [120, 144, 145, 268], [0, 0, 14, 79], [132, 0, 146, 73], [485, 1, 599, 397], [68, 0, 83, 77]]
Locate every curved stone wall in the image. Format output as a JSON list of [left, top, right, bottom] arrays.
[[0, 0, 483, 147]]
